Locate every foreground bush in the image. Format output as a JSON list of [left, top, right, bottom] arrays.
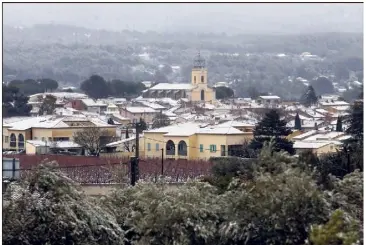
[[3, 143, 363, 245], [3, 161, 125, 245]]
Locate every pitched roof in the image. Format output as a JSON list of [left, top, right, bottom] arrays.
[[81, 99, 107, 107], [4, 116, 52, 130], [145, 122, 245, 136], [29, 92, 88, 100], [259, 95, 281, 100], [149, 83, 193, 90], [293, 141, 331, 149], [27, 140, 81, 148], [124, 107, 156, 113]]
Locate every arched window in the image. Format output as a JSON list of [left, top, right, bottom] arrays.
[[10, 133, 16, 147], [201, 90, 205, 101], [166, 140, 175, 155], [178, 140, 187, 156], [201, 75, 204, 83], [18, 134, 25, 149], [194, 76, 196, 83]]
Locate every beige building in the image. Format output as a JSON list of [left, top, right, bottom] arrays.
[[293, 141, 337, 156], [143, 53, 216, 103], [119, 107, 158, 124], [292, 130, 351, 156], [141, 122, 253, 160], [3, 116, 117, 152]]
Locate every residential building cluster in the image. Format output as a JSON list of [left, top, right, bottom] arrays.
[[3, 55, 354, 160]]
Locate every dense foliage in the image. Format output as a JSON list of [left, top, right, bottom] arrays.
[[215, 86, 234, 100], [345, 101, 363, 143], [8, 78, 59, 96], [152, 112, 171, 129], [301, 85, 318, 107], [3, 84, 32, 117], [38, 94, 57, 115], [80, 75, 145, 99], [3, 162, 125, 245], [311, 76, 334, 95], [249, 109, 294, 154]]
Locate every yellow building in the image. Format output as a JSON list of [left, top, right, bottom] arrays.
[[143, 53, 216, 103], [3, 116, 117, 152], [141, 122, 253, 160], [293, 141, 338, 156]]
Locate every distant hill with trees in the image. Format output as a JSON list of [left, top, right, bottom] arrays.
[[3, 24, 363, 100]]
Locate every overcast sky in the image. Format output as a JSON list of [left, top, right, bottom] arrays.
[[3, 3, 363, 34]]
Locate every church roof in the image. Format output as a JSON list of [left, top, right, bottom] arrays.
[[149, 83, 193, 91]]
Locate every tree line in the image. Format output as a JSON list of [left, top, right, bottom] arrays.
[[80, 75, 146, 99], [3, 84, 32, 118], [7, 78, 59, 96]]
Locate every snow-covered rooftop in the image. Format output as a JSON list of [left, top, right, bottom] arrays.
[[149, 83, 193, 90], [197, 126, 245, 135], [319, 101, 350, 106], [138, 101, 166, 110], [293, 141, 332, 149], [107, 103, 118, 108], [29, 92, 87, 100], [259, 95, 281, 100], [81, 99, 107, 107], [27, 140, 81, 148], [292, 130, 318, 140], [218, 120, 256, 128], [4, 116, 52, 130], [106, 135, 143, 147], [145, 121, 246, 137], [124, 107, 156, 113]]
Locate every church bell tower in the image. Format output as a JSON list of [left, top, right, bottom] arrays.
[[191, 51, 208, 87]]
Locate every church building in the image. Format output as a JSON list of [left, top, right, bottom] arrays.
[[143, 53, 216, 103]]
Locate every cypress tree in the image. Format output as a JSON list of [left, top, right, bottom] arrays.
[[107, 118, 114, 125], [336, 116, 343, 132], [125, 127, 129, 139], [249, 109, 294, 154], [345, 102, 363, 143], [294, 113, 302, 130]]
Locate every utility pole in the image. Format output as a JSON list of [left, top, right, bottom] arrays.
[[161, 148, 164, 176], [130, 120, 142, 186]]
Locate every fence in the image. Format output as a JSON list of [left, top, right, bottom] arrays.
[[3, 154, 214, 184]]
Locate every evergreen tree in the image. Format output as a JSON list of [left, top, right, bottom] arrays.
[[3, 85, 31, 117], [152, 111, 171, 129], [249, 110, 294, 154], [80, 75, 110, 99], [310, 76, 334, 95], [107, 118, 115, 125], [215, 86, 234, 100], [294, 112, 302, 130], [137, 118, 148, 134], [336, 116, 343, 132], [345, 102, 363, 143], [125, 127, 129, 139], [38, 95, 57, 115], [301, 85, 318, 107]]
